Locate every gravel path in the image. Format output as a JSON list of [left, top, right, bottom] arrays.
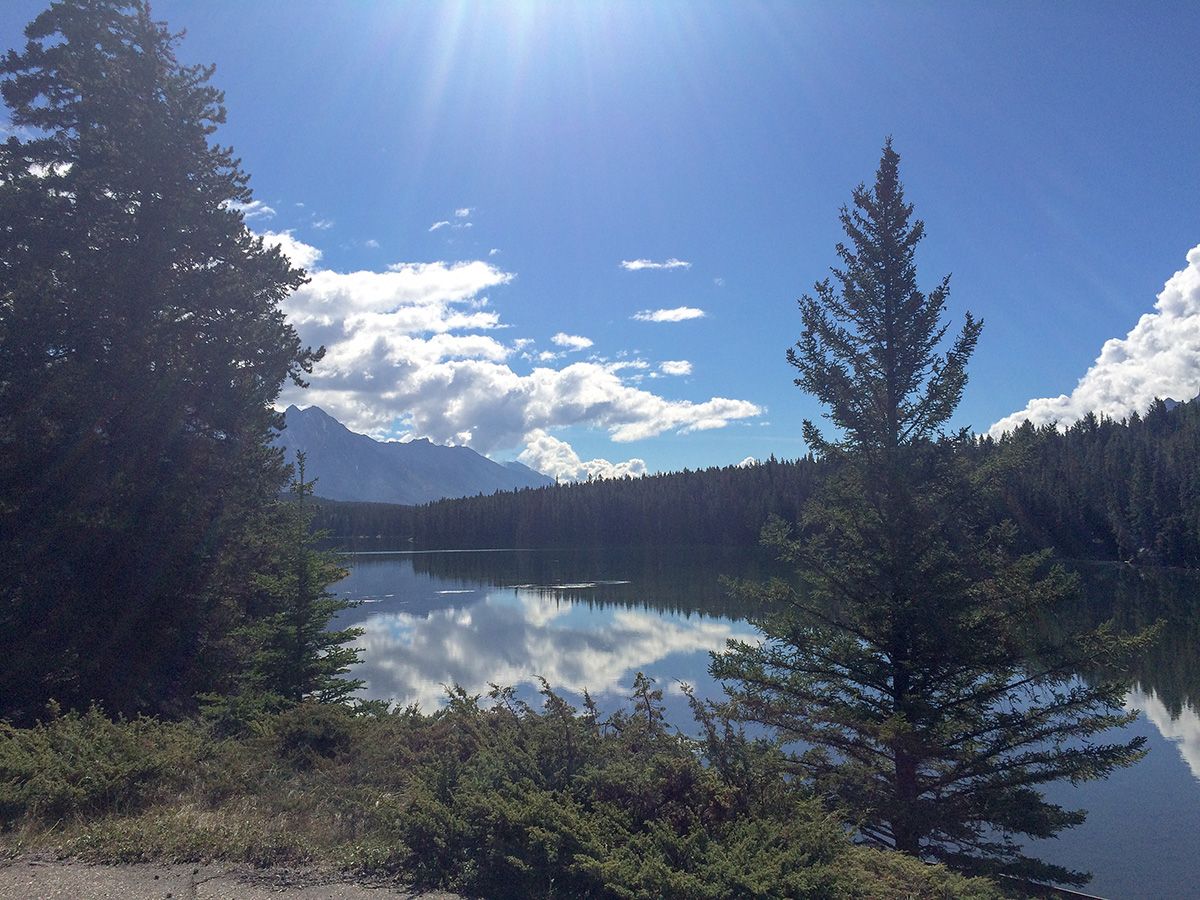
[[0, 856, 464, 900]]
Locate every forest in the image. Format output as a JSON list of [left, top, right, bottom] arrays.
[[316, 395, 1200, 568]]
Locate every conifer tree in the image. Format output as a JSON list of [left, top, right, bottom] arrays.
[[711, 141, 1148, 885], [0, 0, 321, 720], [232, 452, 364, 708]]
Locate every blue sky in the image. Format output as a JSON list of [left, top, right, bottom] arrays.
[[4, 1, 1199, 479]]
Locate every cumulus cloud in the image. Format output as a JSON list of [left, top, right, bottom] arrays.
[[271, 235, 761, 452], [365, 239, 380, 249], [990, 245, 1200, 436], [659, 360, 692, 376], [283, 261, 512, 366], [489, 248, 501, 256], [633, 306, 707, 323], [737, 456, 758, 468], [311, 217, 334, 230], [551, 332, 593, 351], [260, 230, 322, 271], [295, 354, 761, 452], [519, 429, 647, 482], [455, 207, 472, 218], [28, 161, 72, 179], [620, 258, 691, 271], [428, 220, 450, 232]]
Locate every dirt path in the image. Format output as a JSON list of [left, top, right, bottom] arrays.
[[0, 856, 464, 900]]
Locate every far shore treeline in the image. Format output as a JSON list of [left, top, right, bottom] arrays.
[[316, 395, 1200, 567]]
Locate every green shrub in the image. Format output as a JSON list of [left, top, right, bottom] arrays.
[[0, 706, 203, 825]]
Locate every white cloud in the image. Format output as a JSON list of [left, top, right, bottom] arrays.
[[620, 258, 691, 271], [27, 161, 72, 179], [272, 236, 762, 451], [260, 230, 322, 271], [659, 360, 692, 376], [519, 430, 646, 482], [292, 351, 761, 454], [737, 456, 758, 468], [311, 217, 334, 230], [714, 277, 725, 287], [551, 332, 593, 351], [990, 244, 1200, 436], [228, 199, 276, 220], [284, 261, 512, 351], [432, 211, 474, 233], [365, 239, 380, 249], [489, 248, 501, 256], [632, 306, 707, 323]]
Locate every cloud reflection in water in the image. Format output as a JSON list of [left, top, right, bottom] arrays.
[[352, 587, 757, 710], [1126, 685, 1200, 781]]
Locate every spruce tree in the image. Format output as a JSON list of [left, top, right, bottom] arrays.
[[711, 141, 1148, 885], [237, 453, 364, 707], [0, 0, 321, 720]]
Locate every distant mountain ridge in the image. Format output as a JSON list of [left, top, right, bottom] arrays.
[[275, 405, 553, 504]]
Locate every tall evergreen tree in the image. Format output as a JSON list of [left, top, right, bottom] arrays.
[[711, 141, 1148, 885], [0, 0, 321, 721]]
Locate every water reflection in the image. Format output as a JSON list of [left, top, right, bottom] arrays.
[[1069, 563, 1200, 782], [335, 548, 768, 710], [336, 552, 1200, 750], [1126, 685, 1200, 779], [353, 588, 756, 709]]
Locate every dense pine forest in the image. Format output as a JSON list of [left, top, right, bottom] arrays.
[[316, 454, 823, 549], [981, 398, 1200, 566], [316, 395, 1200, 567]]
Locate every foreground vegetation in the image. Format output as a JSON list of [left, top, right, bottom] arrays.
[[0, 685, 1002, 900]]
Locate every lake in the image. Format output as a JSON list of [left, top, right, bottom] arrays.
[[333, 547, 1200, 899]]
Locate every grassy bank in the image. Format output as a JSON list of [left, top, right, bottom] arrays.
[[0, 685, 1004, 899]]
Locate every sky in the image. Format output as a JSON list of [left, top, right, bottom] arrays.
[[2, 1, 1198, 480]]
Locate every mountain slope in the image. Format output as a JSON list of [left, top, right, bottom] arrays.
[[275, 405, 552, 504]]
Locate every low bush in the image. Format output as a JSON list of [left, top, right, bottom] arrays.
[[0, 705, 204, 825]]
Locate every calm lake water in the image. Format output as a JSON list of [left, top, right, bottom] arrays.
[[333, 547, 1200, 899]]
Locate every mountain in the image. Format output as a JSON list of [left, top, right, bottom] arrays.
[[275, 405, 553, 504]]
